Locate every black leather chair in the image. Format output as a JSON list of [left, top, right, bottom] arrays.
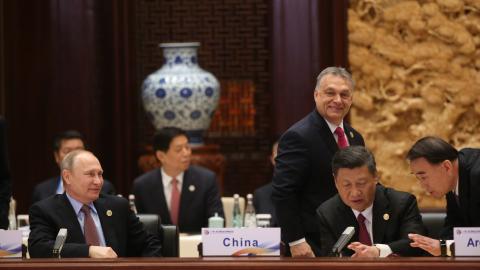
[[421, 212, 446, 239], [137, 214, 179, 257]]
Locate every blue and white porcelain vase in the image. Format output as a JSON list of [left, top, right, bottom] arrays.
[[141, 42, 220, 144]]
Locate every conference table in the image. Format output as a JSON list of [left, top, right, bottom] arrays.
[[1, 257, 479, 270]]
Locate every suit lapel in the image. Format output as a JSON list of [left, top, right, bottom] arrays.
[[337, 201, 357, 256], [344, 124, 360, 146], [312, 111, 338, 155], [58, 194, 86, 243], [157, 170, 172, 224], [179, 168, 195, 226], [94, 197, 118, 250], [372, 186, 389, 243]]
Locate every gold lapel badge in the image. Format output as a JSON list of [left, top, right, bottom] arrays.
[[106, 210, 113, 217], [349, 131, 354, 138], [383, 213, 389, 221], [189, 185, 195, 192]]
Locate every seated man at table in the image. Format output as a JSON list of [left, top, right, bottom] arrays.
[[29, 150, 162, 258], [253, 140, 278, 227], [317, 146, 426, 257], [133, 127, 224, 233], [32, 130, 116, 204]]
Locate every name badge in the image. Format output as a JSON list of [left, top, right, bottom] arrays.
[[454, 227, 480, 256], [0, 230, 22, 258], [202, 227, 280, 256]]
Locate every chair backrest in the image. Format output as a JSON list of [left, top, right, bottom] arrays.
[[137, 214, 179, 257], [421, 212, 446, 239], [221, 196, 245, 227]]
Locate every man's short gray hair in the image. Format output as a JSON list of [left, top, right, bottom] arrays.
[[315, 67, 355, 91], [60, 149, 91, 171]]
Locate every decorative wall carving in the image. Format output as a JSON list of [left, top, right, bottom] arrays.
[[348, 0, 480, 208]]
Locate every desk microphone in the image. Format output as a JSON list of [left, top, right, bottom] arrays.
[[331, 226, 355, 257], [52, 228, 68, 258]]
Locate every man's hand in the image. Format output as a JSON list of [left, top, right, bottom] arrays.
[[408, 233, 441, 256], [348, 242, 380, 257], [290, 242, 315, 257], [88, 246, 118, 258]]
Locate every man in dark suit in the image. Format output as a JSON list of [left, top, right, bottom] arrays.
[[0, 117, 10, 229], [253, 141, 278, 227], [29, 150, 161, 258], [272, 67, 365, 257], [133, 127, 224, 233], [407, 136, 480, 256], [317, 146, 426, 257], [32, 130, 115, 204]]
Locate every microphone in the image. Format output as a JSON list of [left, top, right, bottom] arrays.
[[331, 226, 355, 257], [52, 228, 68, 258]]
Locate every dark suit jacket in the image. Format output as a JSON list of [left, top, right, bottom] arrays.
[[317, 185, 427, 257], [253, 183, 277, 227], [32, 177, 116, 205], [272, 110, 365, 250], [28, 193, 162, 258], [0, 118, 10, 229], [442, 148, 480, 239], [133, 165, 224, 233]]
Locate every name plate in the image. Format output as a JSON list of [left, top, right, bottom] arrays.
[[454, 227, 480, 256], [202, 227, 280, 256], [0, 230, 22, 258]]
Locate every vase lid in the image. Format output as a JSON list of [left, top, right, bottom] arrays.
[[159, 42, 200, 48]]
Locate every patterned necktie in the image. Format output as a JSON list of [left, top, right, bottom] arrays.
[[170, 178, 181, 225], [357, 213, 372, 246], [334, 127, 349, 149], [81, 205, 100, 246]]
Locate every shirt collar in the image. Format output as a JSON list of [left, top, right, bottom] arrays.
[[324, 119, 345, 134], [351, 204, 373, 223], [454, 177, 459, 196], [161, 168, 184, 188], [65, 192, 97, 216]]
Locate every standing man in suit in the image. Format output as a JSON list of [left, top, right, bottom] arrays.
[[272, 67, 365, 257], [28, 150, 161, 258], [317, 146, 426, 257], [133, 127, 224, 233], [253, 140, 278, 227], [407, 136, 480, 256], [32, 130, 115, 204], [0, 117, 10, 229]]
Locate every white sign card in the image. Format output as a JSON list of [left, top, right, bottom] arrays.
[[0, 230, 22, 258], [454, 227, 480, 256], [202, 227, 280, 256]]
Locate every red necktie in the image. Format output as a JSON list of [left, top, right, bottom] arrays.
[[357, 213, 372, 246], [81, 205, 100, 246], [334, 127, 348, 149], [170, 178, 180, 225]]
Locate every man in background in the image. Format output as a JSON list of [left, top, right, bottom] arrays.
[[0, 117, 10, 229], [317, 146, 426, 257], [272, 67, 365, 257], [253, 140, 278, 227], [407, 136, 480, 256], [133, 127, 224, 233], [29, 150, 161, 258], [32, 130, 115, 204]]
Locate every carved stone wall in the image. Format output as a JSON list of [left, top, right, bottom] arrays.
[[348, 0, 480, 208]]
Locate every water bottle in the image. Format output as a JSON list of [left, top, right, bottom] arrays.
[[8, 197, 17, 230], [128, 194, 138, 214], [244, 193, 257, 228], [232, 194, 243, 228]]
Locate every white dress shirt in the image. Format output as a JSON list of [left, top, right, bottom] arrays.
[[352, 205, 392, 257], [161, 168, 184, 211]]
